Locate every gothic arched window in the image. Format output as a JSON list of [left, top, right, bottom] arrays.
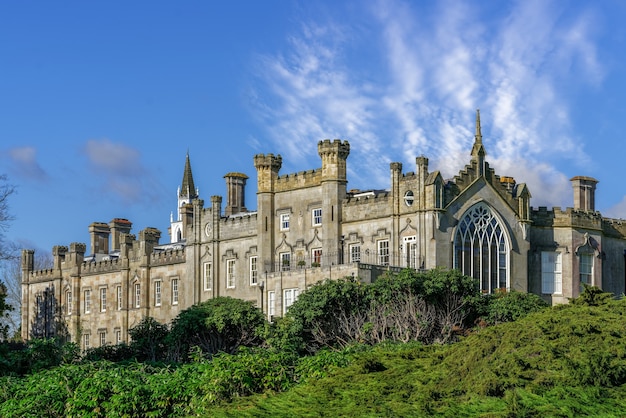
[[453, 203, 509, 293]]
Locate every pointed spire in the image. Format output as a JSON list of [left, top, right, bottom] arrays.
[[475, 109, 482, 143], [471, 109, 486, 160], [180, 152, 198, 199]]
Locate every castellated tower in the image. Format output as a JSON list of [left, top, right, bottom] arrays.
[[254, 153, 283, 272], [318, 140, 350, 263]]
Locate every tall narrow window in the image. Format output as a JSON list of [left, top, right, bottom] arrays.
[[283, 288, 299, 314], [83, 334, 90, 350], [250, 256, 258, 285], [226, 259, 236, 288], [280, 252, 291, 271], [268, 291, 276, 319], [99, 331, 106, 347], [541, 252, 562, 294], [377, 240, 390, 266], [100, 288, 107, 312], [280, 213, 290, 231], [580, 253, 594, 288], [134, 284, 141, 308], [84, 290, 91, 314], [154, 281, 162, 306], [66, 291, 72, 315], [203, 262, 212, 291], [312, 248, 322, 265], [453, 203, 510, 293], [312, 208, 322, 226], [116, 286, 122, 310], [172, 278, 179, 305], [350, 244, 361, 263], [115, 329, 121, 344], [403, 236, 417, 269]]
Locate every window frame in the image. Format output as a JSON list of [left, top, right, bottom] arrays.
[[280, 213, 290, 231], [250, 256, 258, 286], [134, 283, 141, 309], [154, 280, 162, 306], [283, 288, 299, 314], [66, 290, 72, 315], [172, 278, 179, 305], [311, 248, 322, 265], [203, 262, 212, 291], [280, 252, 291, 271], [268, 290, 275, 319], [226, 259, 236, 289], [100, 288, 107, 312], [84, 289, 91, 314], [312, 208, 322, 226], [349, 244, 361, 263], [377, 239, 390, 266], [116, 285, 122, 311], [541, 251, 562, 294]]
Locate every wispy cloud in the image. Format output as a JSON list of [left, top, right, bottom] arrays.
[[251, 0, 605, 206], [5, 146, 48, 181], [82, 139, 164, 205]]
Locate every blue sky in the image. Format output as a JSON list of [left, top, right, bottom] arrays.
[[2, 0, 626, 255]]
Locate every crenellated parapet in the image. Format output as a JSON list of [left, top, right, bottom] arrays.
[[274, 169, 323, 192], [81, 257, 122, 275], [531, 206, 604, 230], [150, 248, 186, 266], [27, 268, 58, 283]]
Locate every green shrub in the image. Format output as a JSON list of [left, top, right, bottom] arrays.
[[484, 290, 549, 325]]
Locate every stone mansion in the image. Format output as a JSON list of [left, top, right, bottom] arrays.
[[21, 111, 626, 348]]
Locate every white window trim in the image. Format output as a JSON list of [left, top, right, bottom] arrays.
[[312, 208, 322, 226], [66, 291, 72, 315], [84, 289, 91, 314], [280, 213, 290, 231], [203, 262, 212, 291], [377, 239, 390, 266], [541, 251, 562, 295], [350, 244, 361, 263], [134, 284, 141, 308], [116, 285, 122, 311], [172, 278, 179, 305], [283, 288, 299, 314], [226, 259, 236, 289], [100, 288, 107, 312], [268, 290, 276, 319], [155, 280, 162, 306], [250, 256, 258, 286]]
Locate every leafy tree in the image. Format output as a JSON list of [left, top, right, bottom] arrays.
[[570, 283, 614, 306], [168, 297, 265, 361], [128, 316, 169, 362], [483, 289, 549, 325]]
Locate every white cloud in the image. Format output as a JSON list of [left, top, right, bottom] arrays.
[[250, 0, 606, 202], [82, 139, 163, 205], [6, 146, 47, 181]]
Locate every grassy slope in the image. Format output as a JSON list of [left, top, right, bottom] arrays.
[[214, 300, 626, 417]]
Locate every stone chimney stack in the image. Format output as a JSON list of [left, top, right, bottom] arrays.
[[571, 176, 598, 211], [109, 218, 132, 252], [89, 222, 110, 254], [224, 172, 249, 216]]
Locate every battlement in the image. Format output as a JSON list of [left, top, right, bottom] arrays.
[[150, 248, 186, 266], [344, 191, 390, 206], [81, 257, 123, 275], [253, 153, 283, 171], [275, 169, 323, 191], [317, 139, 350, 158], [531, 206, 603, 229], [28, 268, 58, 282]]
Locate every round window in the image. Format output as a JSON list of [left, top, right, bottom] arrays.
[[404, 190, 414, 206]]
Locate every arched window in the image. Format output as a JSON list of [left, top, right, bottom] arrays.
[[453, 203, 509, 293]]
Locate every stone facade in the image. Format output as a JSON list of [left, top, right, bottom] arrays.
[[21, 112, 626, 347]]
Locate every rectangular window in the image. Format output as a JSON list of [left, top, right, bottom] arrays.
[[280, 252, 291, 271], [268, 291, 275, 319], [250, 256, 258, 285], [377, 240, 390, 266], [203, 262, 212, 291], [99, 331, 106, 347], [350, 244, 361, 263], [155, 281, 162, 306], [541, 252, 562, 294], [312, 248, 322, 265], [115, 329, 121, 345], [280, 213, 290, 231], [227, 259, 236, 288], [116, 286, 122, 310], [312, 208, 322, 226], [134, 284, 141, 308], [283, 288, 299, 314], [580, 253, 593, 288], [172, 278, 179, 305], [83, 334, 90, 350], [84, 290, 91, 314], [66, 291, 72, 315], [100, 288, 107, 312]]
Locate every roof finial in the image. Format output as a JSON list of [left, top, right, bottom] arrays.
[[475, 109, 482, 143]]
